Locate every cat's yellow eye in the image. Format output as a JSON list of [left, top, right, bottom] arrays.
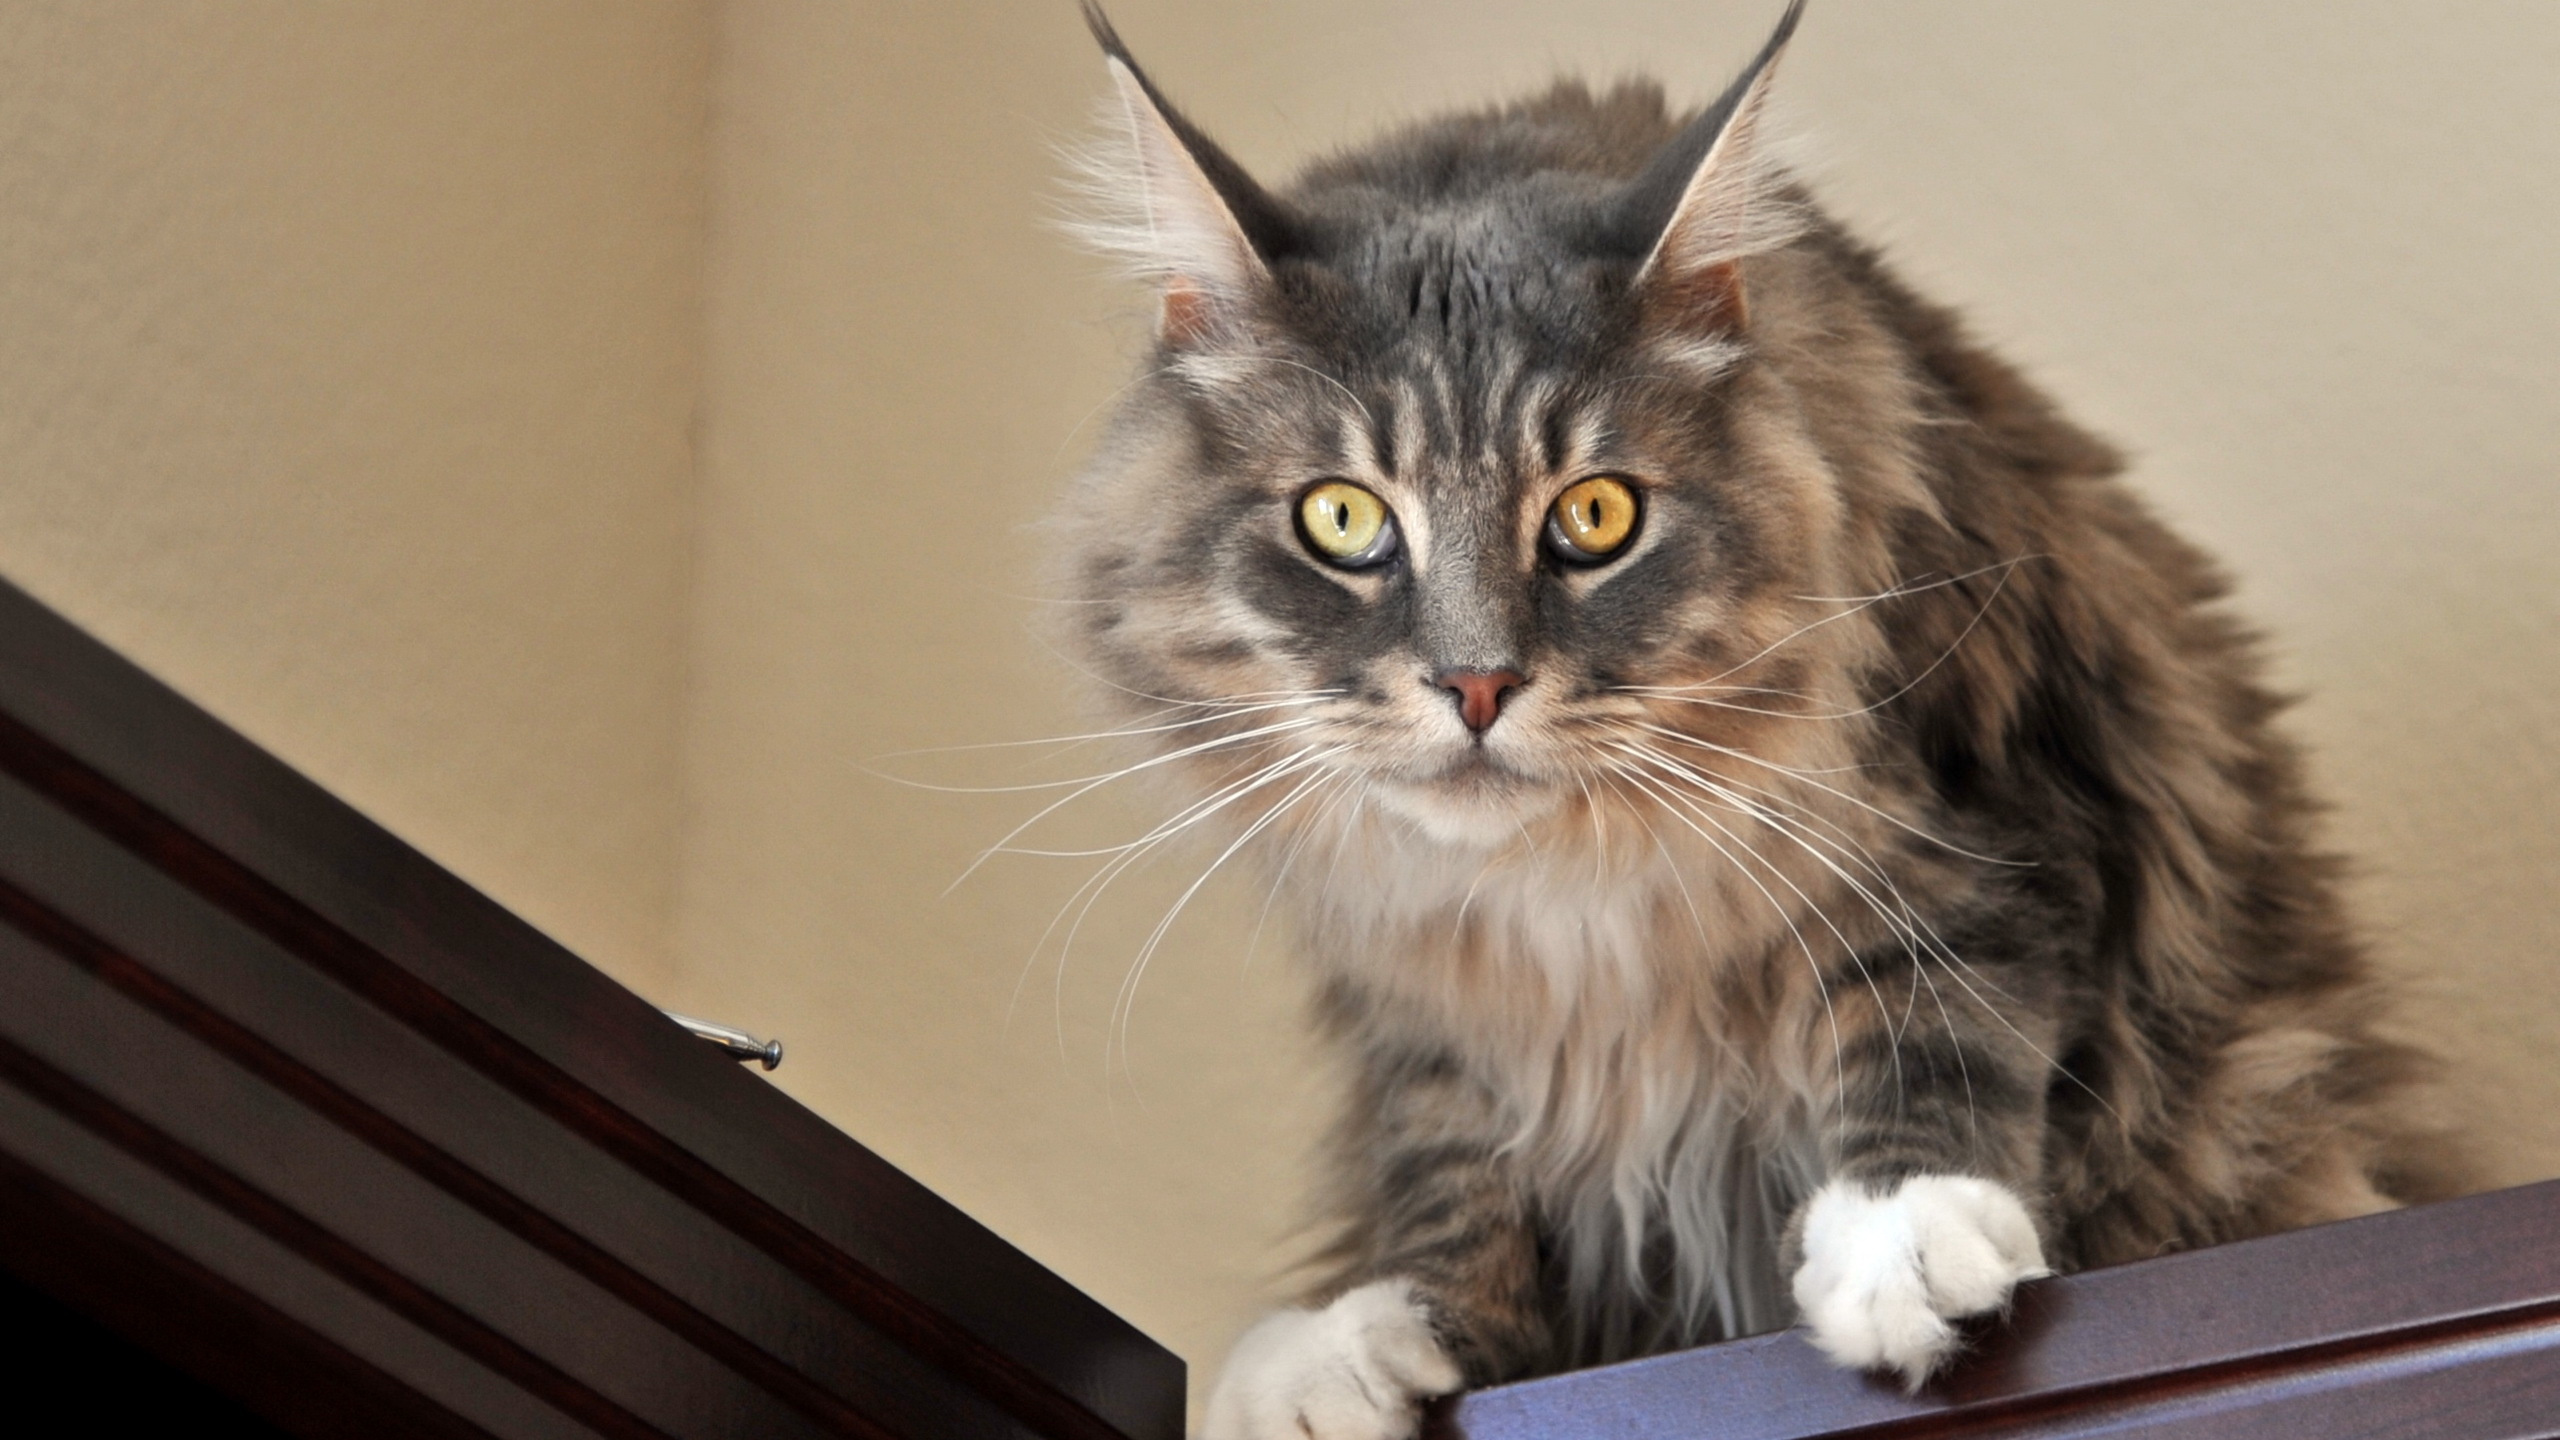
[[1547, 476, 1640, 562], [1297, 481, 1399, 568]]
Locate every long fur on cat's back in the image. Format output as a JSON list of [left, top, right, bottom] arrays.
[[1048, 0, 2459, 1399]]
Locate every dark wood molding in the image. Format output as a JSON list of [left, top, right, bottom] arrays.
[[0, 575, 1184, 1440], [1431, 1178, 2560, 1440]]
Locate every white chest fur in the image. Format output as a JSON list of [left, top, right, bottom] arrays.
[[1298, 813, 1829, 1349]]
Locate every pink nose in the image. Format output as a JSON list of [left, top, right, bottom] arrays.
[[1435, 668, 1526, 734]]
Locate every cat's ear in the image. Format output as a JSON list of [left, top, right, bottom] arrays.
[[1617, 0, 1807, 346], [1074, 3, 1297, 347]]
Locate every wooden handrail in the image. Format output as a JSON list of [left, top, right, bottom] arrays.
[[1430, 1179, 2560, 1439], [0, 573, 1184, 1439]]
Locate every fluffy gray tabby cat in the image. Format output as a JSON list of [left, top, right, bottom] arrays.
[[1049, 5, 2453, 1437]]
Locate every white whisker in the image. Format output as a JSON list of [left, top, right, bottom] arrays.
[[948, 715, 1326, 889], [1614, 747, 1905, 1091], [1244, 775, 1354, 970], [1605, 759, 1850, 1120], [1630, 555, 2041, 706], [1785, 555, 2046, 607], [1110, 754, 1342, 1072], [1599, 770, 1715, 956], [1011, 742, 1334, 1066], [874, 692, 1341, 767], [1630, 721, 2025, 867], [1623, 739, 2115, 1122]]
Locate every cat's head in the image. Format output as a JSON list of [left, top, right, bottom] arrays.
[[1055, 2, 1913, 853]]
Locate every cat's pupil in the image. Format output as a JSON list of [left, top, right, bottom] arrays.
[[1335, 502, 1350, 533], [1587, 499, 1604, 529]]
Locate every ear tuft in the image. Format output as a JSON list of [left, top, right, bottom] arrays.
[[1619, 1, 1809, 353], [1063, 6, 1293, 345]]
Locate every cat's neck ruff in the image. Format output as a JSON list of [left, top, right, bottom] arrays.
[[1285, 784, 1855, 1105], [1301, 794, 1682, 1004]]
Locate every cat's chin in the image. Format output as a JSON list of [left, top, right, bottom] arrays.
[[1371, 768, 1563, 850]]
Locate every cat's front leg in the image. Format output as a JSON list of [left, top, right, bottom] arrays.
[[1204, 1045, 1544, 1440], [1787, 972, 2055, 1388]]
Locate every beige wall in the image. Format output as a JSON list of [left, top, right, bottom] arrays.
[[5, 0, 2556, 1404], [0, 1, 711, 992]]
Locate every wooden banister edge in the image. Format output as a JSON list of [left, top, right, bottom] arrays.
[[0, 574, 1187, 1440], [1430, 1178, 2560, 1440]]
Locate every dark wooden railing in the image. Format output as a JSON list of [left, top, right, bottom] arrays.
[[0, 574, 1183, 1439], [1431, 1174, 2560, 1439]]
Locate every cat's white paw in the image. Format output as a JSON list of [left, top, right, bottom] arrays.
[[1202, 1280, 1463, 1440], [1790, 1173, 2048, 1389]]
